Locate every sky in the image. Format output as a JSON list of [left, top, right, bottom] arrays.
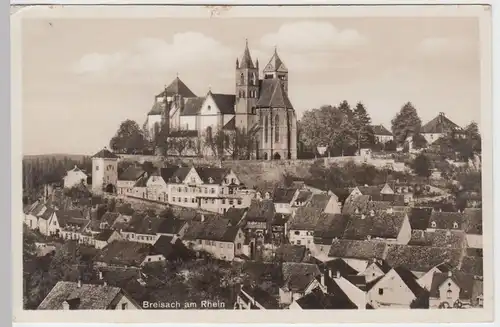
[[21, 16, 482, 155]]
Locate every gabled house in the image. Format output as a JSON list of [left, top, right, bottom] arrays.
[[94, 229, 123, 249], [463, 208, 482, 248], [429, 271, 483, 308], [235, 285, 280, 309], [417, 262, 453, 290], [328, 239, 388, 273], [38, 208, 57, 236], [24, 201, 47, 231], [359, 258, 392, 284], [421, 112, 463, 144], [53, 210, 89, 238], [287, 207, 324, 249], [342, 209, 411, 244], [37, 281, 140, 310], [279, 262, 322, 305], [321, 270, 367, 309], [367, 266, 428, 308], [342, 195, 371, 215], [63, 166, 88, 189], [272, 187, 299, 214], [182, 216, 245, 261], [95, 241, 166, 267], [117, 165, 146, 196], [307, 193, 342, 214], [120, 214, 165, 244], [371, 124, 393, 143]]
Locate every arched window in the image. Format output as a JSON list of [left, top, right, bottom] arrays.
[[242, 90, 246, 98], [251, 73, 256, 85], [240, 73, 244, 85], [275, 114, 280, 142], [264, 116, 268, 143]]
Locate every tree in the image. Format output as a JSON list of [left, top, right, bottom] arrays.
[[352, 102, 375, 150], [412, 133, 428, 149], [110, 120, 148, 154], [413, 154, 432, 178], [384, 140, 397, 152], [168, 130, 193, 157], [226, 127, 257, 160], [391, 102, 422, 146], [204, 127, 226, 160]]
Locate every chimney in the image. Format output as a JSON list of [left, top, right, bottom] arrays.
[[77, 279, 82, 288], [103, 281, 107, 286], [200, 214, 205, 222], [62, 301, 70, 310], [98, 271, 103, 280], [439, 208, 442, 212], [328, 269, 332, 278], [336, 270, 340, 279], [320, 273, 325, 286], [448, 271, 452, 278]]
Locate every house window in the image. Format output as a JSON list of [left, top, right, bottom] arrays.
[[184, 198, 187, 203], [297, 240, 301, 245], [204, 188, 208, 194], [192, 198, 196, 203], [431, 221, 437, 228], [237, 243, 242, 249], [178, 187, 181, 192], [122, 303, 128, 310], [453, 222, 458, 229], [294, 231, 300, 235], [53, 221, 57, 225], [237, 200, 242, 205], [446, 289, 452, 299], [378, 288, 384, 295], [222, 199, 226, 204], [220, 243, 223, 248], [208, 105, 211, 111], [184, 187, 188, 192], [212, 199, 215, 204], [96, 166, 99, 171], [229, 200, 234, 205]]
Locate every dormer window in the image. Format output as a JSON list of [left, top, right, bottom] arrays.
[[431, 221, 437, 228], [175, 177, 180, 183], [355, 207, 360, 214], [208, 177, 214, 184], [453, 222, 459, 229]]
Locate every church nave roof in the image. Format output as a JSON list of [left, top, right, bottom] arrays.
[[256, 78, 293, 109]]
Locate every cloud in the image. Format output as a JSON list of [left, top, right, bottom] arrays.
[[417, 37, 473, 57], [260, 21, 367, 53], [71, 32, 234, 80]]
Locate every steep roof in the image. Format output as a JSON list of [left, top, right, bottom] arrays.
[[118, 166, 145, 181], [159, 167, 179, 183], [240, 286, 279, 309], [256, 78, 293, 109], [295, 287, 357, 309], [429, 271, 482, 300], [181, 97, 205, 116], [222, 117, 236, 131], [148, 102, 164, 116], [428, 211, 465, 230], [421, 113, 462, 134], [307, 194, 331, 209], [92, 148, 119, 159], [393, 266, 426, 297], [384, 244, 463, 272], [342, 211, 407, 240], [408, 229, 466, 248], [313, 213, 350, 242], [275, 244, 307, 263], [246, 200, 275, 222], [183, 217, 239, 242], [328, 240, 387, 261], [37, 281, 124, 310], [195, 167, 231, 184], [288, 206, 323, 230], [124, 214, 165, 235], [223, 207, 247, 226], [170, 167, 192, 183], [209, 92, 236, 114], [157, 217, 187, 235], [263, 49, 287, 73], [295, 190, 313, 203], [408, 207, 433, 230], [95, 241, 161, 266], [272, 187, 297, 203], [342, 195, 371, 215], [371, 124, 392, 136], [323, 258, 359, 277], [460, 255, 483, 276], [282, 262, 321, 292], [157, 77, 197, 98], [238, 40, 255, 69], [153, 235, 194, 261], [94, 229, 115, 242]]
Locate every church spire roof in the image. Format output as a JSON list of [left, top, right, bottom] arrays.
[[157, 76, 196, 98], [263, 46, 287, 73], [239, 38, 255, 69]]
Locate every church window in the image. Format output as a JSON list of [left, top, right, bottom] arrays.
[[240, 73, 244, 85], [264, 116, 268, 143], [251, 73, 256, 85], [242, 90, 246, 98], [275, 115, 280, 142]]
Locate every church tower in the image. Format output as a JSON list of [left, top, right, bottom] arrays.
[[263, 47, 288, 93], [235, 39, 259, 131]]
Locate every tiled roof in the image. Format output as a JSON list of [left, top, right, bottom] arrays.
[[272, 213, 291, 226], [111, 214, 133, 231], [159, 167, 179, 183], [39, 208, 55, 221], [263, 49, 287, 73], [342, 195, 370, 215], [295, 287, 357, 309], [272, 187, 297, 203], [367, 201, 392, 212], [37, 281, 123, 310], [223, 207, 247, 226], [180, 97, 205, 116], [256, 78, 293, 109], [170, 167, 192, 183], [342, 211, 406, 240], [282, 262, 321, 292], [133, 176, 148, 187], [307, 194, 331, 209], [241, 261, 283, 286], [183, 217, 239, 242], [429, 271, 482, 300], [246, 200, 275, 223], [428, 211, 465, 230], [313, 213, 350, 241], [222, 117, 236, 131], [357, 186, 383, 196], [210, 92, 236, 114], [323, 258, 359, 277], [288, 207, 323, 230], [275, 244, 307, 263], [328, 240, 387, 261], [408, 229, 466, 248], [118, 166, 145, 181], [94, 229, 115, 242], [95, 241, 161, 266], [157, 77, 197, 98], [463, 208, 482, 235], [195, 167, 231, 184], [92, 148, 119, 159], [421, 113, 462, 134], [460, 255, 483, 276], [124, 214, 165, 235], [371, 124, 392, 136], [157, 217, 187, 235], [408, 207, 433, 230], [384, 244, 463, 272], [295, 190, 313, 203]]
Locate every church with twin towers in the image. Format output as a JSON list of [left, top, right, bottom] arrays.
[[145, 39, 298, 160]]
